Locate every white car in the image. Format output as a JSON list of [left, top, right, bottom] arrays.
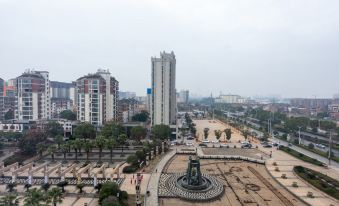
[[211, 140, 219, 143], [241, 141, 249, 145], [202, 140, 210, 143], [186, 143, 193, 146]]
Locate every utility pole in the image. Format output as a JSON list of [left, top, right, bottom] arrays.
[[328, 130, 332, 165], [298, 126, 302, 145]]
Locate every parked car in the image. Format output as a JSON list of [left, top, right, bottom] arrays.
[[316, 144, 326, 149], [220, 144, 229, 148], [202, 140, 210, 143], [263, 144, 272, 148], [211, 140, 219, 143], [241, 143, 252, 149], [199, 143, 207, 147], [186, 143, 193, 146]]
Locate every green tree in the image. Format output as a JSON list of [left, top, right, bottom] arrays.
[[59, 110, 77, 120], [57, 181, 68, 193], [55, 135, 63, 149], [224, 129, 232, 142], [24, 188, 46, 206], [99, 182, 128, 204], [36, 143, 46, 158], [76, 183, 85, 193], [132, 110, 149, 122], [6, 183, 16, 192], [4, 109, 14, 120], [96, 136, 107, 163], [127, 154, 138, 165], [19, 130, 46, 155], [46, 121, 63, 138], [73, 123, 96, 139], [47, 145, 57, 162], [0, 194, 19, 206], [60, 144, 68, 162], [214, 130, 222, 141], [106, 138, 116, 163], [101, 122, 125, 139], [131, 126, 147, 142], [83, 140, 93, 162], [117, 134, 127, 153], [151, 124, 171, 140], [47, 187, 63, 206], [203, 128, 209, 140]]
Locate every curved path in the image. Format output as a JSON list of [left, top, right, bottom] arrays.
[[144, 150, 176, 206]]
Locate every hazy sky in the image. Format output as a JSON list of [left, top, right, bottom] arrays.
[[1, 0, 339, 98]]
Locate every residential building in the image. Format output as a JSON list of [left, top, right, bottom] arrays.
[[76, 69, 119, 126], [119, 91, 136, 100], [215, 94, 245, 104], [4, 79, 16, 97], [0, 96, 16, 121], [329, 104, 339, 119], [50, 81, 76, 117], [119, 98, 139, 123], [177, 90, 189, 104], [0, 78, 4, 97], [15, 70, 51, 120], [151, 51, 177, 126]]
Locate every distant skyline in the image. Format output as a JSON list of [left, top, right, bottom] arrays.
[[1, 0, 338, 98]]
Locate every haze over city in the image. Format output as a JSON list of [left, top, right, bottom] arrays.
[[1, 0, 338, 98]]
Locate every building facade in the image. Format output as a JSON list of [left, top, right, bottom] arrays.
[[151, 51, 177, 126], [15, 70, 51, 120], [0, 78, 4, 97], [76, 69, 119, 126], [177, 90, 189, 104]]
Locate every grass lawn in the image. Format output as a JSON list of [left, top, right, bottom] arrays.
[[294, 166, 339, 200], [279, 146, 324, 166]]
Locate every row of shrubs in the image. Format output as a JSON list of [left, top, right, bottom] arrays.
[[279, 146, 324, 167], [294, 166, 339, 200]]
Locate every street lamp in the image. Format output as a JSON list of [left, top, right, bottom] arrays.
[[328, 130, 332, 165], [298, 126, 302, 145]]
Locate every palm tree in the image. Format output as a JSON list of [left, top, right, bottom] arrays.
[[96, 136, 106, 163], [106, 138, 116, 163], [69, 140, 78, 161], [0, 194, 19, 206], [55, 135, 63, 149], [76, 183, 85, 193], [60, 144, 68, 162], [57, 181, 68, 193], [48, 145, 57, 162], [203, 128, 209, 140], [74, 138, 83, 155], [47, 187, 63, 206], [41, 183, 50, 192], [6, 182, 16, 192], [24, 183, 31, 192], [83, 140, 93, 162], [118, 134, 127, 153], [36, 143, 46, 159], [24, 188, 46, 206]]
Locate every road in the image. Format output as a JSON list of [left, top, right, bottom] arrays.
[[274, 138, 339, 168]]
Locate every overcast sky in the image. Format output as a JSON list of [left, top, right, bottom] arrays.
[[0, 0, 338, 98]]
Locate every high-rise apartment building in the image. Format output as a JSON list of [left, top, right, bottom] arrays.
[[177, 90, 189, 104], [151, 51, 177, 126], [0, 78, 4, 97], [76, 69, 119, 126], [15, 70, 51, 120], [4, 79, 16, 97]]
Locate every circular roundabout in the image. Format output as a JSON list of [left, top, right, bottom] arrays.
[[165, 173, 224, 201]]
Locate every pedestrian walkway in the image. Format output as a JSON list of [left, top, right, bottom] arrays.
[[144, 150, 176, 206], [266, 150, 339, 206]]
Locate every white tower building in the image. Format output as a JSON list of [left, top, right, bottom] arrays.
[[151, 51, 177, 126]]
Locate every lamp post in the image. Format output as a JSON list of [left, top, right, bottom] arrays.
[[328, 130, 332, 165], [298, 126, 302, 145]]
